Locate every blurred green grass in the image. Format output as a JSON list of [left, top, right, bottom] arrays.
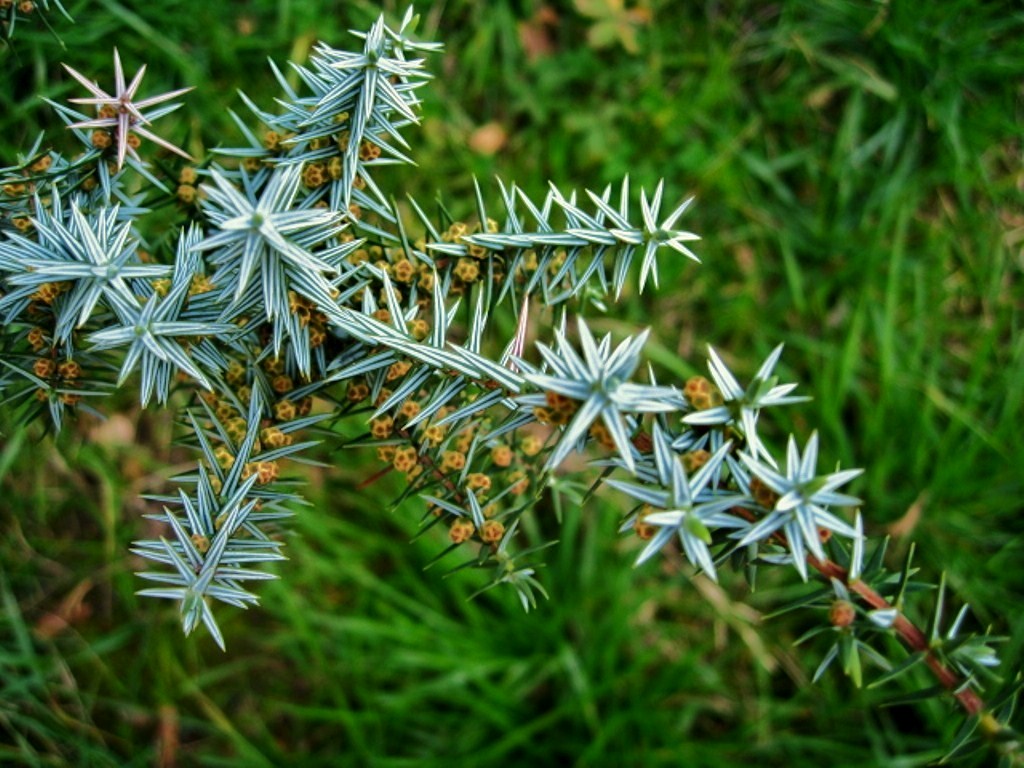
[[2, 0, 1022, 765]]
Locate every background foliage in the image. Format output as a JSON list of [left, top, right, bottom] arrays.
[[1, 0, 1021, 765]]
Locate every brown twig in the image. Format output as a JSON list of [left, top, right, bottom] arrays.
[[728, 505, 986, 716], [355, 462, 394, 490], [808, 555, 984, 716]]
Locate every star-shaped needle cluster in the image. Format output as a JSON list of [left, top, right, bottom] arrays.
[[739, 432, 863, 580], [520, 319, 686, 472], [606, 424, 746, 581], [63, 48, 193, 170]]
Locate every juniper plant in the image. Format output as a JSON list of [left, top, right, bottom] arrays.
[[0, 6, 1018, 764], [0, 0, 72, 43], [62, 48, 193, 171]]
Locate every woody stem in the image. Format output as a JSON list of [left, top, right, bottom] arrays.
[[728, 505, 984, 716]]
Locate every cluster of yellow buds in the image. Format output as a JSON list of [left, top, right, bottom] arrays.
[[302, 161, 329, 189], [241, 459, 280, 485], [26, 326, 48, 351], [31, 354, 83, 405], [447, 513, 506, 547], [748, 476, 779, 510], [448, 518, 475, 544], [632, 505, 658, 540], [588, 421, 616, 451], [391, 445, 418, 474], [292, 116, 380, 193], [177, 166, 200, 205], [532, 390, 580, 426], [284, 291, 331, 349], [391, 258, 416, 284], [337, 338, 546, 552], [358, 139, 381, 162], [370, 414, 394, 440], [260, 425, 293, 450], [273, 396, 313, 422], [432, 219, 510, 293], [1, 179, 28, 199], [345, 379, 370, 403], [1, 153, 50, 210], [30, 281, 70, 305], [189, 274, 215, 296], [438, 449, 466, 473], [479, 519, 505, 544], [683, 375, 723, 411], [191, 360, 319, 503]]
